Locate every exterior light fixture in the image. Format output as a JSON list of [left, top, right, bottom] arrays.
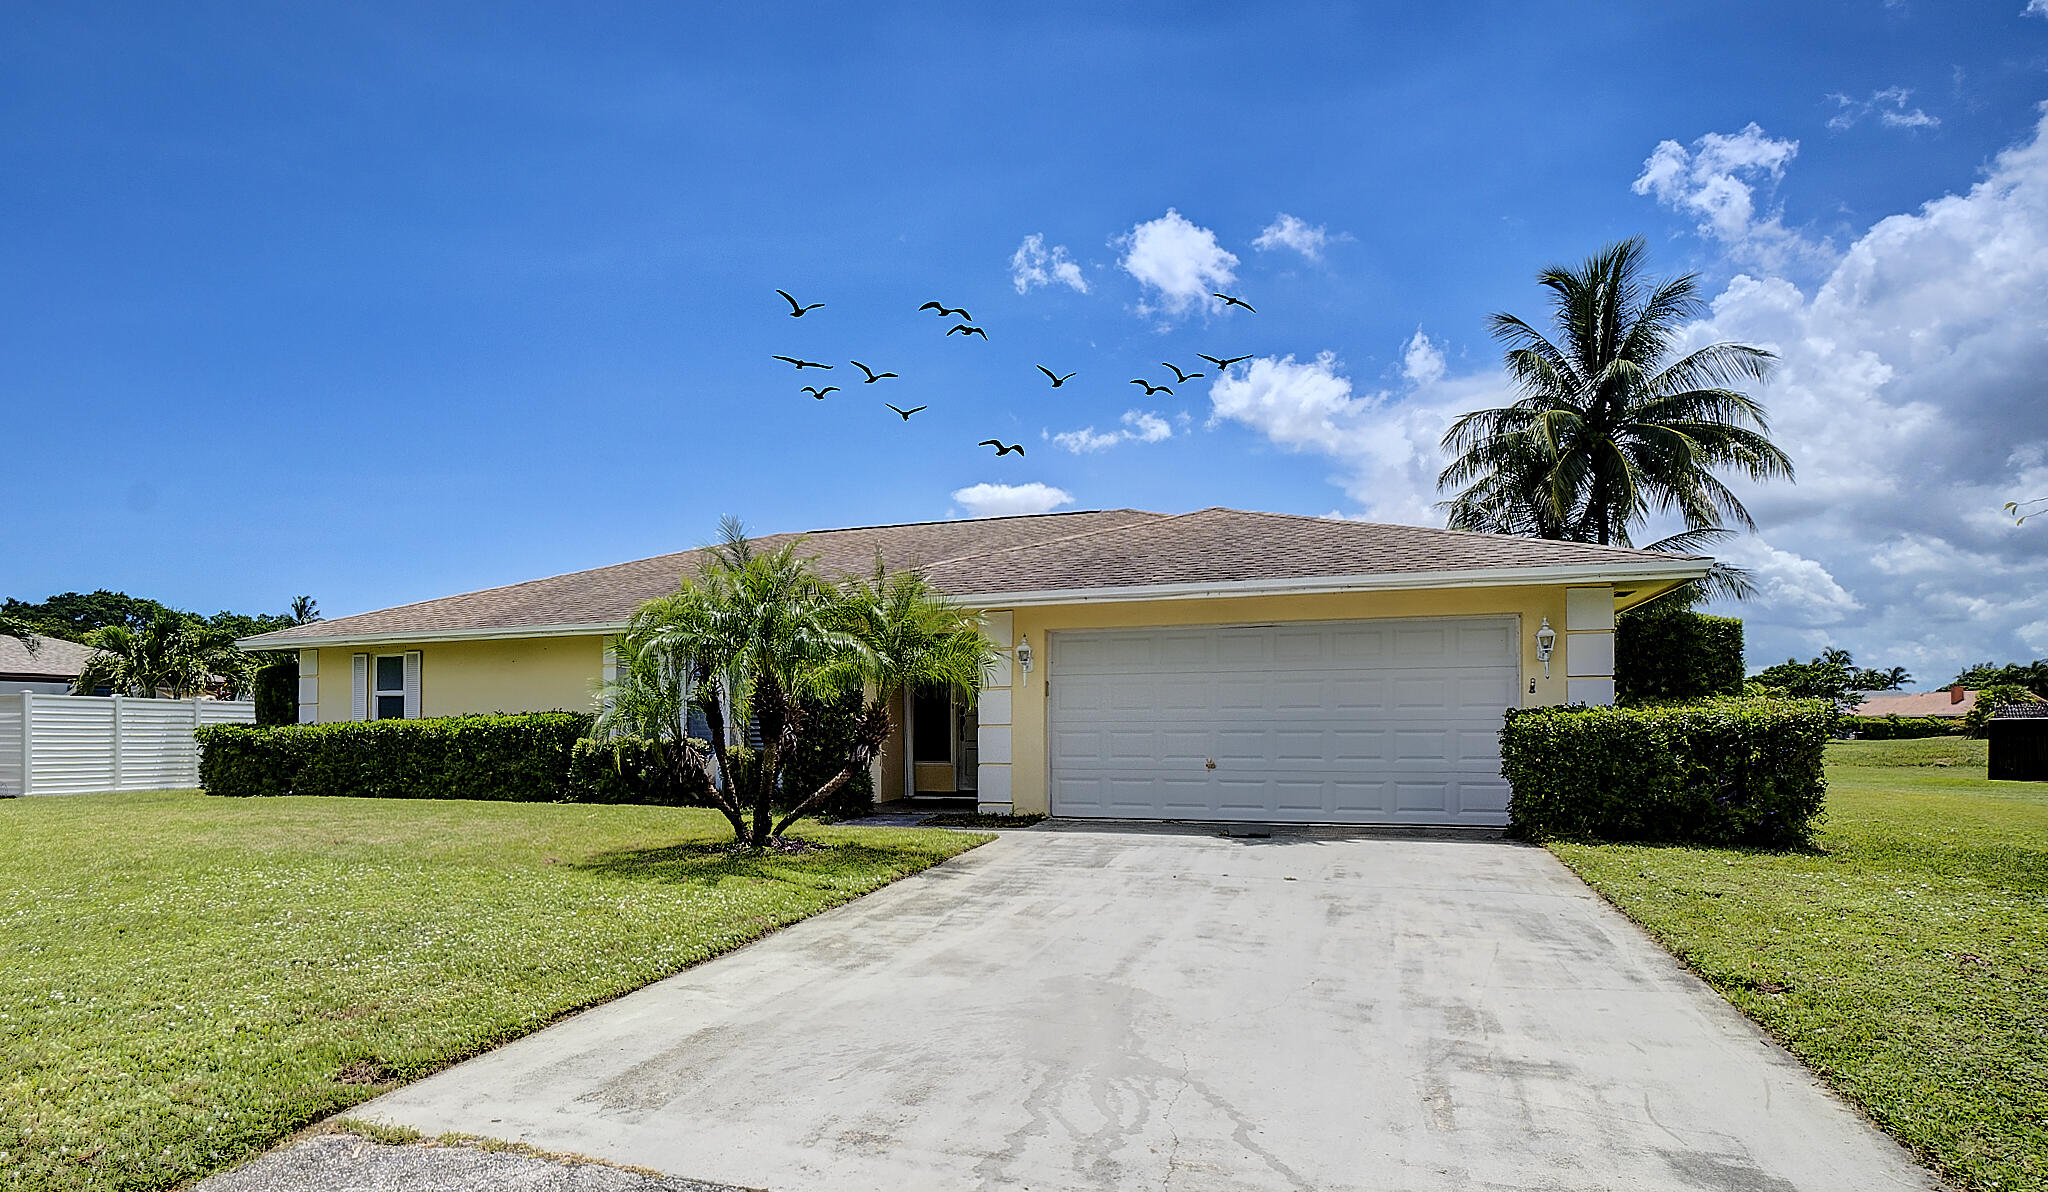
[[1015, 635, 1034, 674], [1534, 617, 1557, 679]]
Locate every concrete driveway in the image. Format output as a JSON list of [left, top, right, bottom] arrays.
[[356, 826, 1935, 1191]]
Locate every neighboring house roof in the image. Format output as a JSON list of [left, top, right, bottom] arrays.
[[240, 506, 1711, 650], [1852, 688, 2048, 718], [1993, 702, 2048, 719], [0, 634, 96, 681]]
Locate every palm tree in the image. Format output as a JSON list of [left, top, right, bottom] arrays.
[[73, 611, 246, 698], [289, 596, 321, 625], [595, 520, 988, 846], [1438, 237, 1793, 585]]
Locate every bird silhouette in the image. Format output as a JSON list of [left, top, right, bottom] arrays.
[[1037, 366, 1077, 387], [1198, 354, 1253, 370], [773, 356, 833, 370], [948, 324, 988, 339], [979, 439, 1025, 456], [886, 403, 927, 420], [1129, 379, 1174, 396], [802, 386, 840, 399], [920, 301, 972, 319], [1212, 292, 1256, 313], [850, 361, 899, 383], [776, 289, 824, 317], [1160, 362, 1206, 384]]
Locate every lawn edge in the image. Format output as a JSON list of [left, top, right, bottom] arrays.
[[1545, 845, 1966, 1192]]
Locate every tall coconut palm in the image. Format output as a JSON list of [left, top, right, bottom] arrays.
[[1438, 237, 1793, 580], [289, 595, 321, 625]]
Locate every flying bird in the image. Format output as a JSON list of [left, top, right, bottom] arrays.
[[919, 301, 972, 319], [1129, 379, 1174, 396], [1198, 354, 1253, 370], [1160, 362, 1205, 384], [947, 324, 988, 339], [1212, 292, 1256, 313], [776, 289, 824, 317], [850, 361, 899, 383], [886, 403, 927, 420], [802, 386, 840, 399], [979, 439, 1025, 456], [1037, 366, 1077, 387], [772, 356, 833, 370]]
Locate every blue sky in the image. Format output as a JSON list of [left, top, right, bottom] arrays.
[[6, 2, 2048, 682]]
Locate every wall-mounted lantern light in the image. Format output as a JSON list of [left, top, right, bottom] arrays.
[[1016, 635, 1034, 674], [1534, 617, 1557, 679]]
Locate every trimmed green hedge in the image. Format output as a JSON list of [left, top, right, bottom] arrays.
[[565, 736, 715, 806], [251, 660, 297, 727], [1842, 714, 1961, 740], [1615, 605, 1745, 703], [198, 713, 592, 801], [1500, 698, 1828, 848]]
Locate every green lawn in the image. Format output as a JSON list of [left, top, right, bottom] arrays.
[[0, 791, 988, 1192], [1553, 737, 2048, 1192]]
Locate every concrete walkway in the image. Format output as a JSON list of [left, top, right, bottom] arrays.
[[355, 827, 1937, 1191]]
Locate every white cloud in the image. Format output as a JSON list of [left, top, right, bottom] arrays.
[[950, 482, 1074, 518], [1828, 87, 1940, 131], [1652, 104, 2048, 674], [1052, 409, 1174, 453], [1253, 213, 1329, 260], [1632, 122, 1825, 269], [2028, 0, 2047, 17], [1009, 233, 1088, 295], [1117, 209, 1238, 317], [1401, 329, 1445, 386]]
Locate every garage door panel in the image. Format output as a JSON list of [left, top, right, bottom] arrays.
[[1050, 617, 1517, 826]]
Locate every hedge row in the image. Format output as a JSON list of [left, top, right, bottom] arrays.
[[1501, 697, 1829, 848], [1615, 606, 1745, 703], [1841, 714, 1961, 740], [197, 713, 594, 801]]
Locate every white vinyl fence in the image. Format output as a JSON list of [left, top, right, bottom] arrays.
[[0, 692, 254, 797]]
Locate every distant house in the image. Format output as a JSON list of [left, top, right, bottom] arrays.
[[0, 634, 94, 695], [1853, 685, 2046, 719]]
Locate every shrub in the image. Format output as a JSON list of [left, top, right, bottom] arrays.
[[1500, 697, 1829, 848], [1964, 683, 2036, 738], [198, 713, 591, 801], [1842, 714, 1960, 740], [1615, 604, 1745, 703], [779, 692, 878, 820], [251, 660, 298, 726], [564, 736, 716, 806]]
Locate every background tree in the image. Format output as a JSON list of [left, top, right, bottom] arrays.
[[595, 521, 988, 846], [72, 611, 252, 698], [1438, 237, 1793, 603], [290, 596, 321, 625], [1963, 683, 2036, 737], [1952, 660, 2048, 700], [1849, 665, 1912, 691], [1752, 648, 1858, 708], [1, 612, 37, 654]]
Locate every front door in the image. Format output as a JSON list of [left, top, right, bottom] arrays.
[[911, 686, 956, 794]]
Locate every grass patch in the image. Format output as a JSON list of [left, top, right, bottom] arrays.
[[0, 790, 987, 1192], [1551, 738, 2048, 1192], [919, 812, 1046, 829]]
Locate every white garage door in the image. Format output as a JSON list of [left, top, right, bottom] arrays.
[[1049, 617, 1520, 826]]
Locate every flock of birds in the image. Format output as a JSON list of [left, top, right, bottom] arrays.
[[767, 287, 1258, 458]]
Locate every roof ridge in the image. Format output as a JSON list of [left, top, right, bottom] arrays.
[[921, 509, 1186, 571], [774, 507, 1144, 538], [1204, 506, 1709, 560]]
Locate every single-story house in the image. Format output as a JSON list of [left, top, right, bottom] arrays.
[[240, 507, 1709, 827], [0, 634, 95, 696], [1851, 686, 2044, 719]]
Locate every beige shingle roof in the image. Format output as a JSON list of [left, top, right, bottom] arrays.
[[0, 634, 96, 680], [241, 507, 1707, 648]]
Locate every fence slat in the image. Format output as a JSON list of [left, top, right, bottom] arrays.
[[9, 694, 254, 796]]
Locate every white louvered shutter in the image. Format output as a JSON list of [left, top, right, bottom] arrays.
[[351, 654, 369, 721], [403, 651, 422, 719]]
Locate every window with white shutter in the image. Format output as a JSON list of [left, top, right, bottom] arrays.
[[403, 650, 422, 719], [351, 654, 369, 721]]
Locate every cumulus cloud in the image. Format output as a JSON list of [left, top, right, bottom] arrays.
[[1117, 209, 1238, 317], [1632, 123, 1825, 269], [951, 482, 1074, 518], [1052, 409, 1174, 453], [1650, 104, 2048, 673], [2029, 0, 2047, 17], [1009, 233, 1088, 295], [1401, 329, 1446, 386], [1253, 213, 1330, 260], [1828, 87, 1940, 131]]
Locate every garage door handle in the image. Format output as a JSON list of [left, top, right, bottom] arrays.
[[1205, 759, 1217, 770]]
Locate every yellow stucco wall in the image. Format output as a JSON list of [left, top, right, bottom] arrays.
[[313, 636, 606, 722], [993, 586, 1577, 816]]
